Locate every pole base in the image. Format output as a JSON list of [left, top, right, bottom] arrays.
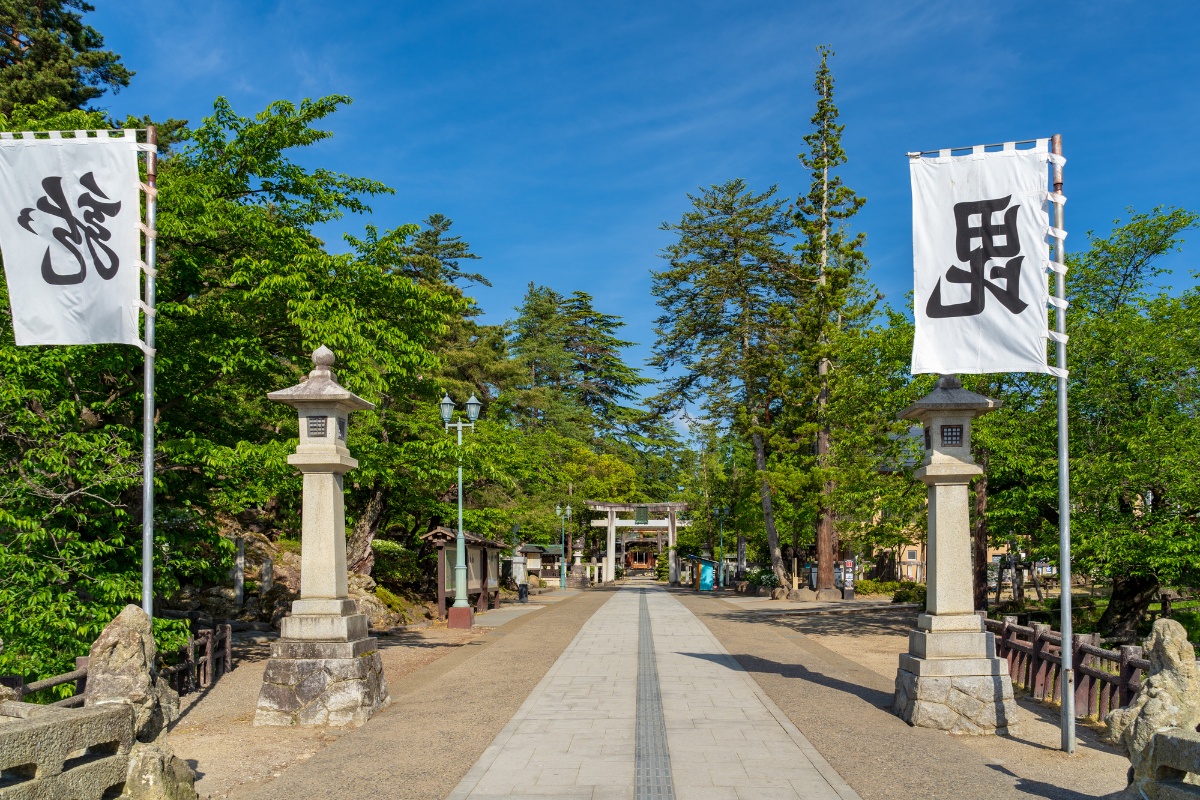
[[448, 606, 474, 629]]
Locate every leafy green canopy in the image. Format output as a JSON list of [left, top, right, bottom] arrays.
[[0, 96, 461, 680], [966, 207, 1200, 636]]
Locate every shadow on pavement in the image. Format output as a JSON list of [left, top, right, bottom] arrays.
[[676, 650, 894, 709], [986, 763, 1127, 800], [701, 604, 921, 638]]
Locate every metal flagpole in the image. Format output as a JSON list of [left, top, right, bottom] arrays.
[[1051, 133, 1074, 753], [141, 126, 158, 617]]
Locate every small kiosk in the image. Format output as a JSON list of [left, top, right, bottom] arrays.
[[421, 527, 505, 620], [686, 555, 718, 591]]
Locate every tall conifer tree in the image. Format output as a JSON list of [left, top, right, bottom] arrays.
[[650, 179, 798, 584], [793, 46, 867, 592]]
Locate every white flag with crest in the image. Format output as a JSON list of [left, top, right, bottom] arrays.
[[910, 142, 1059, 375], [0, 136, 140, 346]]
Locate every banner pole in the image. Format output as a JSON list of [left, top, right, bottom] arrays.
[[141, 126, 158, 618], [1052, 133, 1074, 753]]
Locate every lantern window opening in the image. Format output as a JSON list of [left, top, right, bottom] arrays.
[[307, 416, 328, 438], [941, 425, 964, 447]]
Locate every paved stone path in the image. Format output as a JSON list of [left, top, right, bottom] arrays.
[[448, 584, 860, 800]]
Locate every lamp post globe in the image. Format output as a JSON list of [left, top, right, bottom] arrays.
[[439, 394, 455, 424], [466, 394, 482, 422]]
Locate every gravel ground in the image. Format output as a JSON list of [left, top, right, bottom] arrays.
[[676, 592, 1130, 800], [230, 586, 615, 800], [167, 626, 484, 799]]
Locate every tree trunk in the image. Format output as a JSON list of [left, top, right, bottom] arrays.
[[816, 412, 835, 591], [751, 430, 787, 585], [1098, 574, 1159, 642], [972, 465, 989, 612], [347, 485, 387, 575]]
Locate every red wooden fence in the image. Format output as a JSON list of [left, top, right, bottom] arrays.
[[983, 614, 1149, 719]]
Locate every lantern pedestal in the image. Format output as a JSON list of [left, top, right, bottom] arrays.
[[254, 347, 389, 728], [891, 376, 1019, 736]]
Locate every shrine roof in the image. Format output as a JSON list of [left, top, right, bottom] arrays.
[[420, 526, 506, 549]]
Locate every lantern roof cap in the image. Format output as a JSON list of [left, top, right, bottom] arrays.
[[898, 374, 1001, 422], [267, 346, 375, 411]]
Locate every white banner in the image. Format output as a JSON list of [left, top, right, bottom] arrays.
[[0, 137, 141, 346], [910, 143, 1054, 375]]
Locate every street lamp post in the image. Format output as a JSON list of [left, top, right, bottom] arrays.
[[717, 507, 726, 589], [556, 504, 572, 589], [441, 392, 482, 629]]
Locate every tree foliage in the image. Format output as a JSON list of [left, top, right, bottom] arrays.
[[0, 0, 132, 115]]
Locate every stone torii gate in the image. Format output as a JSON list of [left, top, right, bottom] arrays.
[[586, 501, 689, 584]]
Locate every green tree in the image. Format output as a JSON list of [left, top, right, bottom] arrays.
[[395, 213, 489, 289], [0, 0, 132, 115], [561, 291, 653, 439], [650, 179, 798, 584], [974, 207, 1200, 638], [0, 95, 461, 680], [791, 45, 869, 592]]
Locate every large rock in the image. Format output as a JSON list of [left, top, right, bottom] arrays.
[[348, 573, 401, 629], [770, 587, 788, 600], [84, 604, 180, 742], [1106, 618, 1200, 793], [121, 741, 198, 800], [262, 582, 298, 629]]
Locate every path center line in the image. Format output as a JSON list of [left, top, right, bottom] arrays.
[[636, 588, 676, 800]]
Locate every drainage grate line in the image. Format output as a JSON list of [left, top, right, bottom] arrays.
[[636, 589, 675, 800]]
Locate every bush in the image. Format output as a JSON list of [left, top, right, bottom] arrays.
[[371, 539, 424, 589], [854, 579, 901, 596], [374, 586, 405, 613], [615, 565, 626, 580], [747, 567, 779, 588], [892, 581, 926, 604], [656, 551, 669, 581]]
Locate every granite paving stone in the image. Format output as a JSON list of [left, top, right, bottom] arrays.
[[447, 583, 860, 799]]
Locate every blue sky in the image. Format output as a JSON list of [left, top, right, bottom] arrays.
[[90, 1, 1200, 382]]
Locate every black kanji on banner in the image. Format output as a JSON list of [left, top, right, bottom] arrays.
[[17, 172, 123, 286], [926, 195, 1028, 319]]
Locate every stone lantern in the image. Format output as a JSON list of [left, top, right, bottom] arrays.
[[891, 374, 1019, 735], [255, 346, 390, 727]]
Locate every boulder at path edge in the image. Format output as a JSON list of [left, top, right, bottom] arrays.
[[1106, 618, 1200, 796], [84, 604, 180, 742]]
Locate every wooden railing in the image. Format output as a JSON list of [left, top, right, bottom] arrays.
[[983, 614, 1150, 719], [1, 623, 233, 706], [159, 623, 233, 694]]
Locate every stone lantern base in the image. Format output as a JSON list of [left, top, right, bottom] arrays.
[[892, 613, 1019, 735], [568, 564, 591, 589], [254, 607, 389, 727]]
